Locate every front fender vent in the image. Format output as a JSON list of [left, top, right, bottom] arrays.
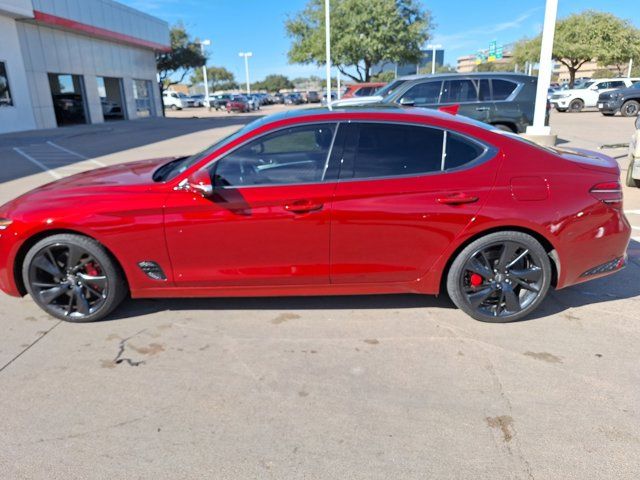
[[138, 261, 167, 281]]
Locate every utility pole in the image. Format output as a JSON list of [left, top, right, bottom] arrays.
[[238, 52, 253, 95], [526, 0, 558, 139], [629, 58, 634, 79], [200, 39, 211, 107], [426, 44, 443, 75], [325, 0, 332, 107]]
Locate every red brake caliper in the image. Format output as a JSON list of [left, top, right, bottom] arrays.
[[470, 273, 483, 287]]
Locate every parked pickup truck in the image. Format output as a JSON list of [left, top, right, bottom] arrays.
[[627, 115, 640, 188], [598, 81, 640, 117]]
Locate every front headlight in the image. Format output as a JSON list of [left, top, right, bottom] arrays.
[[0, 218, 12, 230]]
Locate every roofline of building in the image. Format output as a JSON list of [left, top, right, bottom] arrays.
[[31, 10, 170, 52]]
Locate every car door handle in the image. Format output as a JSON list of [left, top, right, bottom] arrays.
[[437, 193, 479, 205], [284, 200, 324, 214], [475, 106, 490, 112]]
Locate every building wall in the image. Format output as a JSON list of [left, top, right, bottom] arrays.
[[0, 15, 37, 133], [15, 21, 161, 129]]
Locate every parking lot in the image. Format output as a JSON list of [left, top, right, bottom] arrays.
[[1, 107, 639, 479]]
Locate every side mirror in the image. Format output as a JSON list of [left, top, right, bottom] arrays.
[[399, 97, 415, 106], [177, 169, 213, 197]]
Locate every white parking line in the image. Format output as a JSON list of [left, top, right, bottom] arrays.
[[46, 141, 106, 167], [625, 210, 640, 215], [633, 226, 640, 231], [12, 147, 62, 179]]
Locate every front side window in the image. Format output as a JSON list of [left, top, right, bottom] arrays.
[[441, 80, 479, 103], [491, 79, 518, 100], [400, 81, 442, 105], [354, 87, 373, 97], [0, 62, 13, 107], [213, 123, 336, 187], [341, 123, 488, 180]]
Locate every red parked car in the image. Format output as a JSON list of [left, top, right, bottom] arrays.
[[225, 95, 249, 113], [0, 107, 631, 323], [342, 82, 386, 99]]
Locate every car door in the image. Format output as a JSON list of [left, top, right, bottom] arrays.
[[330, 122, 499, 284], [439, 78, 492, 123], [164, 122, 342, 287]]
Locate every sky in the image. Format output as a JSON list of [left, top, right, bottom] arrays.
[[119, 0, 640, 83]]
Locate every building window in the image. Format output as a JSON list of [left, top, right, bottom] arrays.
[[0, 62, 13, 107], [133, 79, 155, 117]]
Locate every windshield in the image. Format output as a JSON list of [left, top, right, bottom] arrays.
[[153, 117, 270, 182], [575, 81, 595, 89], [374, 79, 408, 97]]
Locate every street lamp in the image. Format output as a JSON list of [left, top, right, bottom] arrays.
[[238, 52, 253, 95], [526, 0, 558, 138], [200, 39, 211, 107], [325, 0, 331, 107], [426, 44, 443, 75]]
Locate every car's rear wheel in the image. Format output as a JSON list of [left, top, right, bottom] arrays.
[[569, 99, 584, 112], [446, 231, 552, 323], [492, 123, 516, 133], [621, 100, 640, 118], [23, 234, 128, 323]]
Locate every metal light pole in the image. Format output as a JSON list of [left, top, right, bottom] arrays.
[[426, 44, 443, 75], [325, 0, 332, 107], [526, 0, 558, 137], [239, 52, 253, 95], [629, 58, 634, 79], [200, 39, 211, 106]]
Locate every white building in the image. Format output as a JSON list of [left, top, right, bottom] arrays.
[[0, 0, 169, 134]]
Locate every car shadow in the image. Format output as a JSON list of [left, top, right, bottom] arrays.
[[105, 239, 640, 323]]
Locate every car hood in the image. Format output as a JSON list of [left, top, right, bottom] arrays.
[[0, 157, 175, 215], [331, 95, 383, 107]]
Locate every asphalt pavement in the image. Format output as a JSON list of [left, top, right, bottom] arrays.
[[0, 106, 639, 479]]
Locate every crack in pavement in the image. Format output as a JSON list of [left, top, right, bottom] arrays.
[[112, 329, 147, 367], [0, 320, 62, 375]]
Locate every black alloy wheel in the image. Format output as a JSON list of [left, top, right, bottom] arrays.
[[23, 234, 127, 322], [569, 99, 584, 113], [621, 100, 640, 118], [447, 232, 551, 323]]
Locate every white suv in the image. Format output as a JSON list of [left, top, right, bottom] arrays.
[[162, 91, 194, 110], [550, 78, 639, 113]]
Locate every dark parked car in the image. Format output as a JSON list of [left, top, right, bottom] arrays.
[[598, 81, 640, 117], [334, 73, 542, 133], [210, 94, 232, 110], [0, 107, 630, 323], [284, 93, 304, 105]]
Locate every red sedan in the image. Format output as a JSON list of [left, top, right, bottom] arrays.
[[0, 107, 631, 323]]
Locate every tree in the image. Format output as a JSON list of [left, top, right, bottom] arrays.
[[286, 0, 432, 82], [190, 66, 238, 92], [591, 68, 615, 79], [371, 70, 396, 82], [251, 74, 294, 92], [591, 13, 640, 75], [156, 23, 206, 114], [512, 11, 640, 87]]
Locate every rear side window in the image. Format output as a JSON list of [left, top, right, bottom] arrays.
[[355, 87, 374, 96], [491, 79, 518, 100], [340, 123, 488, 180]]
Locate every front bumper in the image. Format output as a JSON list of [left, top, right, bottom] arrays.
[[550, 98, 571, 109], [598, 99, 622, 114]]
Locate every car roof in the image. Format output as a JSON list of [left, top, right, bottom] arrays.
[[396, 72, 535, 81]]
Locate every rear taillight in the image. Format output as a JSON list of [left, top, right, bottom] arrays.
[[590, 181, 623, 208]]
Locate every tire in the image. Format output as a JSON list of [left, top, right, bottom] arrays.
[[493, 123, 516, 133], [621, 100, 640, 118], [170, 104, 178, 111], [22, 234, 128, 323], [627, 156, 640, 188], [446, 231, 552, 323], [569, 99, 584, 113]]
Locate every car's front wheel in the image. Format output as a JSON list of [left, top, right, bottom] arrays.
[[446, 231, 552, 323], [22, 234, 128, 322], [569, 99, 584, 112]]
